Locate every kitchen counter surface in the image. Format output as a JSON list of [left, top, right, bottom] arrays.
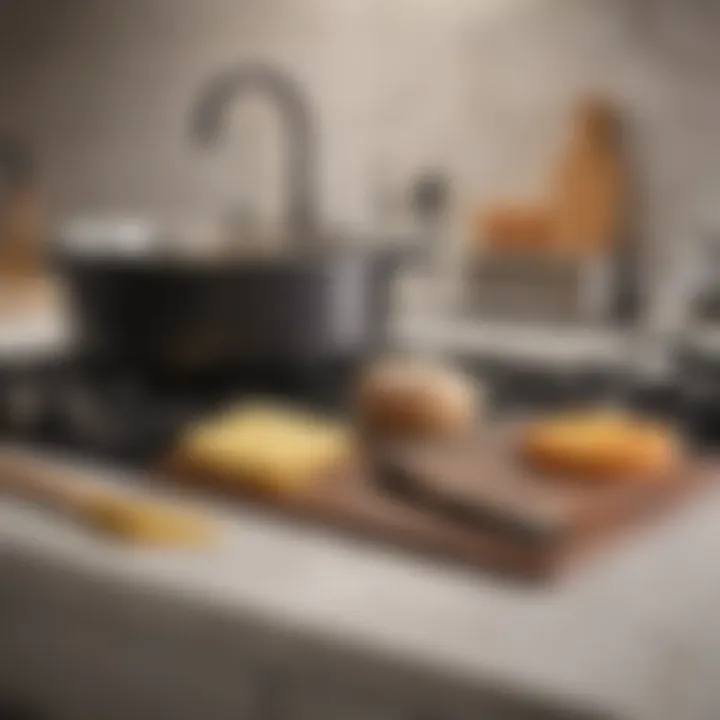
[[0, 309, 718, 718], [0, 302, 70, 359], [2, 449, 720, 720], [394, 315, 670, 372]]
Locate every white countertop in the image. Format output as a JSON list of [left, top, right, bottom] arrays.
[[2, 312, 720, 718], [2, 450, 720, 720], [393, 315, 665, 371], [0, 281, 71, 359], [0, 314, 70, 358]]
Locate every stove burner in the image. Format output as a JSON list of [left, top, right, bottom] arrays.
[[0, 358, 357, 462]]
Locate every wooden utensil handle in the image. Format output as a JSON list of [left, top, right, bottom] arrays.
[[0, 450, 105, 513]]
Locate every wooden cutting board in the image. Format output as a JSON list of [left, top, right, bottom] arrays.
[[165, 427, 711, 582]]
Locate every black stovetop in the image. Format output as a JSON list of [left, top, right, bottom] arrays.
[[0, 358, 357, 463], [0, 354, 716, 464]]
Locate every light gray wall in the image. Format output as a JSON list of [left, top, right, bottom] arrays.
[[0, 0, 525, 225], [0, 0, 718, 326]]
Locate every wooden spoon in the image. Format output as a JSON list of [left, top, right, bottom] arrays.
[[0, 450, 216, 547]]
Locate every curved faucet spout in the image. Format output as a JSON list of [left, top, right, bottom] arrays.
[[190, 63, 318, 245]]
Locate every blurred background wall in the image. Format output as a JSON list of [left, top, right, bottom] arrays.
[[0, 0, 718, 325]]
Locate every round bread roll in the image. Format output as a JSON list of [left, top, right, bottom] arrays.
[[520, 409, 681, 481], [355, 358, 480, 440]]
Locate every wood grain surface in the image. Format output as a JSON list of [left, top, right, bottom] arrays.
[[164, 427, 711, 583]]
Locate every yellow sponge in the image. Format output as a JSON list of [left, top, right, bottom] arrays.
[[180, 401, 354, 493]]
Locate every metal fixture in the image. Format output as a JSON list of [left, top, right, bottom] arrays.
[[190, 63, 318, 246]]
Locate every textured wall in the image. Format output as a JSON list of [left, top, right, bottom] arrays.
[[0, 0, 522, 224], [0, 0, 718, 325]]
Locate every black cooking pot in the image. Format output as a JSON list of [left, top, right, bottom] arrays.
[[57, 63, 413, 376], [58, 245, 405, 374]]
